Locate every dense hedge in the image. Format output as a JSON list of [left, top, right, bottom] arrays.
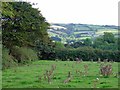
[[55, 47, 120, 62]]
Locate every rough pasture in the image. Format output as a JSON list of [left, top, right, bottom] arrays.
[[2, 60, 119, 88]]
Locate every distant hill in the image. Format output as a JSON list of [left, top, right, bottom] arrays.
[[47, 23, 118, 44]]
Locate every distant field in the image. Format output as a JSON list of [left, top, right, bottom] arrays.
[[2, 60, 119, 88], [96, 29, 118, 35]]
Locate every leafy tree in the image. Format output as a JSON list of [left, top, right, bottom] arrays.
[[103, 32, 115, 43], [93, 32, 117, 50], [54, 41, 65, 49], [69, 41, 84, 48], [2, 2, 56, 62], [36, 41, 55, 60], [83, 38, 92, 46], [2, 2, 51, 48]]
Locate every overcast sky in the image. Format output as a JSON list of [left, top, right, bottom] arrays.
[[23, 0, 119, 25]]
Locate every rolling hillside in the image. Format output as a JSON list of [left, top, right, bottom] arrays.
[[47, 23, 118, 44]]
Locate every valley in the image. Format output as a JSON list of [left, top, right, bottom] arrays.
[[48, 23, 118, 44]]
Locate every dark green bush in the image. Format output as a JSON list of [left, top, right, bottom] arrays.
[[2, 48, 17, 69], [10, 46, 38, 64], [2, 46, 38, 69]]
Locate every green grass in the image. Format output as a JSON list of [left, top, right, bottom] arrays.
[[2, 60, 119, 88], [0, 70, 2, 89]]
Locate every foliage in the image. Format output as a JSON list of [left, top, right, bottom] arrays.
[[2, 48, 18, 69], [2, 46, 38, 69], [83, 38, 92, 46], [2, 2, 51, 48], [36, 41, 55, 60], [2, 2, 54, 68], [54, 41, 65, 49], [103, 32, 115, 43], [93, 32, 118, 50], [10, 46, 38, 64], [55, 47, 119, 62]]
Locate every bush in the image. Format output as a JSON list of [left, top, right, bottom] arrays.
[[2, 46, 39, 69], [10, 46, 38, 64], [2, 48, 17, 69]]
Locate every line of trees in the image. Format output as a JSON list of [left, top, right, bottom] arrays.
[[52, 33, 120, 62], [55, 47, 119, 62], [69, 32, 119, 51]]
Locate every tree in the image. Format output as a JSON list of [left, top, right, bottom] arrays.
[[103, 32, 115, 43], [83, 38, 92, 46], [93, 32, 117, 50], [2, 2, 51, 48]]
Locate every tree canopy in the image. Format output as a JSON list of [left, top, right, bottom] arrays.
[[2, 2, 51, 49]]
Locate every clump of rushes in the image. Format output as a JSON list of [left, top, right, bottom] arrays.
[[38, 75, 43, 82], [43, 64, 56, 83], [43, 73, 47, 80], [97, 58, 101, 63], [109, 59, 114, 63], [90, 59, 93, 62], [75, 58, 80, 64], [75, 69, 83, 77], [55, 59, 59, 62], [77, 58, 83, 64], [100, 64, 112, 77], [64, 71, 72, 83], [103, 59, 108, 63], [115, 72, 120, 78], [76, 69, 79, 74], [67, 58, 70, 61], [84, 64, 88, 76], [68, 71, 71, 78], [45, 70, 52, 83], [51, 64, 56, 71], [80, 59, 83, 62], [93, 78, 99, 88]]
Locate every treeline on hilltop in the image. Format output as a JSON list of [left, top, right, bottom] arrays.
[[2, 2, 119, 69]]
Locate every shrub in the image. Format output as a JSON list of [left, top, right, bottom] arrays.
[[2, 48, 17, 69], [10, 46, 38, 64], [100, 64, 112, 77]]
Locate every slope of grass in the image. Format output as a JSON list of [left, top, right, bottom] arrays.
[[2, 60, 119, 88]]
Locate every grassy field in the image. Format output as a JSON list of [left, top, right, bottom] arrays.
[[96, 29, 118, 35], [2, 60, 119, 88]]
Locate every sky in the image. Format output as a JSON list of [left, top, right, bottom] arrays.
[[23, 0, 119, 25]]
